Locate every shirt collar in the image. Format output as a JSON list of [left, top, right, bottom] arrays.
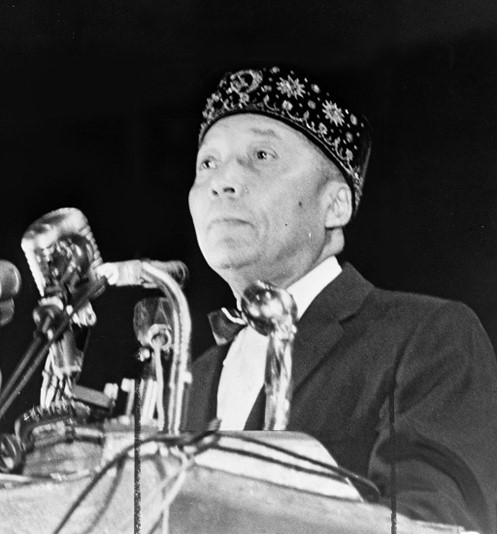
[[234, 256, 341, 320], [286, 256, 341, 319]]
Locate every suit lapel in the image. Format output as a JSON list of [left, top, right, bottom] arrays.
[[244, 388, 266, 430], [291, 263, 374, 393], [188, 343, 229, 428]]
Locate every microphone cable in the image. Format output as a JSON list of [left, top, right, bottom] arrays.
[[215, 431, 380, 503], [50, 421, 377, 533], [51, 428, 219, 534]]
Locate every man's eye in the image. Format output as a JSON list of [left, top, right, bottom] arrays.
[[255, 150, 275, 161], [199, 157, 216, 170]]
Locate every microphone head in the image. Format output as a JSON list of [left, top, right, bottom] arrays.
[[133, 297, 173, 351], [0, 260, 21, 301], [21, 208, 103, 297], [0, 261, 21, 326], [0, 299, 15, 327], [50, 235, 94, 288], [241, 280, 298, 336]]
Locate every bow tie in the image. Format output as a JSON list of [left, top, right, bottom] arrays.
[[208, 307, 248, 345]]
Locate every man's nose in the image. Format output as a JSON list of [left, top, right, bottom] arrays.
[[209, 158, 245, 198]]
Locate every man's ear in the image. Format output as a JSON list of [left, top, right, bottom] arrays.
[[324, 182, 353, 229]]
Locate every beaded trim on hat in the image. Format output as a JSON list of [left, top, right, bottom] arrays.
[[199, 66, 371, 212]]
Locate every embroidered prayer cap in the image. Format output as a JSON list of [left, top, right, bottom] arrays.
[[199, 66, 372, 213]]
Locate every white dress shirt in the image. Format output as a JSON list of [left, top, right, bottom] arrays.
[[217, 256, 342, 430]]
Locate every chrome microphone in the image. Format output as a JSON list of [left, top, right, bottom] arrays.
[[99, 260, 192, 434], [0, 260, 21, 327], [133, 297, 174, 425], [241, 281, 298, 431], [0, 261, 21, 393], [21, 208, 103, 404], [21, 207, 103, 328], [133, 297, 173, 355], [0, 260, 22, 301]]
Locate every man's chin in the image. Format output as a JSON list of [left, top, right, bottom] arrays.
[[205, 250, 261, 282], [207, 254, 254, 273]]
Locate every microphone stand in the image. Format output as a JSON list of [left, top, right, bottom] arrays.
[[0, 277, 107, 421]]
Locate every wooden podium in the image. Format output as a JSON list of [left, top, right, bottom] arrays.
[[0, 421, 474, 534]]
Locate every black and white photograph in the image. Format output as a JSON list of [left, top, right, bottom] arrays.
[[0, 1, 496, 533]]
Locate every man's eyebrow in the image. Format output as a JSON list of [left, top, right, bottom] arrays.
[[249, 127, 282, 139], [199, 126, 282, 150]]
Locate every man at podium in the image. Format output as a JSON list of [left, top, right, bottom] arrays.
[[186, 65, 497, 534]]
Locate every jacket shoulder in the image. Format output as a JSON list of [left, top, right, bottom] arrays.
[[366, 286, 478, 322]]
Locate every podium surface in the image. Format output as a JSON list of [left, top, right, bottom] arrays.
[[0, 424, 474, 534]]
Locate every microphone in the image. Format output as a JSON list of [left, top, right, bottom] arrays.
[[241, 280, 297, 431], [0, 261, 21, 327], [241, 280, 298, 336], [21, 208, 103, 330], [99, 259, 191, 433], [0, 260, 22, 301], [21, 208, 103, 397], [133, 297, 172, 354], [133, 297, 174, 424], [21, 208, 102, 299]]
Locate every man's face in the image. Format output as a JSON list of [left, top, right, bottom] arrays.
[[189, 114, 340, 293]]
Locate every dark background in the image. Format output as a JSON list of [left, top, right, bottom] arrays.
[[0, 0, 496, 430]]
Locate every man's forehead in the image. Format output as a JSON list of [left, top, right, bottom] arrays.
[[200, 114, 306, 145], [197, 113, 341, 178]]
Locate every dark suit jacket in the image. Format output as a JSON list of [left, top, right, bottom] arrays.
[[186, 263, 497, 534]]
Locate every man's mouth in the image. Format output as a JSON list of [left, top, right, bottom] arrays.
[[207, 217, 252, 230]]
